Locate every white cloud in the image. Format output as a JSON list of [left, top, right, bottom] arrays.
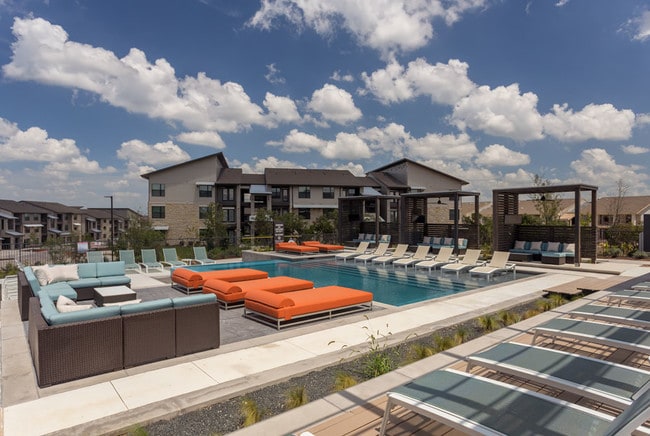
[[322, 132, 372, 159], [636, 113, 650, 125], [475, 144, 530, 167], [264, 92, 302, 124], [621, 144, 649, 155], [330, 70, 354, 82], [329, 161, 365, 176], [408, 132, 478, 161], [307, 83, 362, 124], [117, 139, 190, 166], [265, 63, 285, 84], [176, 131, 226, 148], [237, 156, 305, 173], [44, 156, 116, 176], [2, 17, 300, 134], [451, 84, 544, 141], [627, 10, 650, 42], [276, 129, 326, 153], [358, 122, 411, 154], [543, 103, 635, 142], [569, 148, 648, 193], [248, 0, 487, 58]]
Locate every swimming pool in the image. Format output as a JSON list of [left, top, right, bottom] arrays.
[[186, 259, 536, 307]]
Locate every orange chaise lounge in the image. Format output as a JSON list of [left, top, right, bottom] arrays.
[[303, 241, 345, 252], [202, 276, 314, 309], [243, 286, 373, 329], [171, 267, 269, 294], [275, 242, 319, 254]]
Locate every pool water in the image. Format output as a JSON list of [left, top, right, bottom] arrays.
[[187, 260, 536, 307]]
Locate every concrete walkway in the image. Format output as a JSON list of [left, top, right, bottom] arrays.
[[1, 260, 648, 435]]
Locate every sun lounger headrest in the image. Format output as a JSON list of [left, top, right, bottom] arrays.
[[203, 278, 242, 295], [246, 289, 295, 308], [171, 268, 201, 282]]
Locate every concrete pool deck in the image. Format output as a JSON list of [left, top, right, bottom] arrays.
[[1, 258, 649, 435]]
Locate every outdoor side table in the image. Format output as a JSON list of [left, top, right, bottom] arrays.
[[94, 285, 137, 306]]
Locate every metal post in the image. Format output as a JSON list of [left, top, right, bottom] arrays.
[[104, 195, 114, 261]]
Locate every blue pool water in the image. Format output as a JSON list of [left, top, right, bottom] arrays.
[[186, 260, 536, 307]]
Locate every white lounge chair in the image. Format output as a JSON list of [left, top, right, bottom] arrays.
[[372, 244, 409, 266], [440, 249, 482, 276], [469, 251, 514, 279], [335, 241, 370, 262], [354, 243, 390, 264], [414, 246, 454, 273], [393, 245, 430, 269]]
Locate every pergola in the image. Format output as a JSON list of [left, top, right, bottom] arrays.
[[492, 184, 598, 265]]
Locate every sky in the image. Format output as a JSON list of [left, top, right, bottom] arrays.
[[0, 0, 649, 213]]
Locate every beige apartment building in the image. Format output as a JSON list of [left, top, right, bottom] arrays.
[[141, 153, 469, 244]]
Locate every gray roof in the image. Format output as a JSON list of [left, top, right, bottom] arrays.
[[20, 200, 83, 214], [368, 158, 469, 186], [216, 169, 266, 185], [264, 168, 371, 187], [366, 172, 409, 190], [141, 152, 228, 179], [0, 199, 57, 214]]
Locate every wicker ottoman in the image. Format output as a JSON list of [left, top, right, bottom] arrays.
[[541, 253, 566, 265], [94, 285, 136, 306]]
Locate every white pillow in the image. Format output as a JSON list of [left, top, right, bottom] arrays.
[[56, 295, 92, 313], [104, 299, 142, 307], [529, 241, 542, 251], [563, 243, 575, 253], [46, 264, 80, 284], [547, 242, 561, 252], [32, 265, 50, 286], [514, 240, 526, 249]]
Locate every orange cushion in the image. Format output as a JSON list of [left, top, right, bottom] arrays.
[[203, 276, 313, 304], [245, 286, 372, 321], [172, 268, 268, 288], [275, 243, 319, 253]]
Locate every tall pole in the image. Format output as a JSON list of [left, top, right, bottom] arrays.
[[105, 195, 114, 261]]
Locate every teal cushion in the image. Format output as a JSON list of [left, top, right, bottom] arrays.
[[99, 276, 131, 287], [38, 292, 59, 323], [24, 267, 41, 293], [172, 293, 216, 308], [40, 283, 77, 301], [48, 306, 120, 325], [120, 298, 172, 315], [77, 263, 97, 279], [67, 278, 102, 289], [96, 261, 125, 277]]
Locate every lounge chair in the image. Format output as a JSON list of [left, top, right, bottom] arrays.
[[118, 249, 142, 273], [414, 246, 454, 273], [393, 245, 430, 269], [243, 285, 373, 329], [275, 241, 319, 254], [171, 267, 268, 294], [191, 246, 217, 265], [569, 304, 650, 329], [303, 240, 345, 252], [440, 248, 483, 276], [352, 233, 366, 243], [632, 281, 650, 290], [371, 244, 409, 266], [606, 289, 650, 306], [203, 276, 314, 309], [378, 234, 391, 244], [469, 251, 514, 278], [86, 251, 104, 263], [379, 368, 650, 436], [335, 241, 370, 262], [140, 249, 165, 273], [417, 236, 432, 246], [532, 318, 650, 355], [354, 242, 390, 264], [466, 341, 650, 408], [161, 247, 188, 268]]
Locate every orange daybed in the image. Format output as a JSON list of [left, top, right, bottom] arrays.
[[275, 242, 319, 254], [171, 267, 268, 294], [244, 286, 373, 329], [202, 276, 314, 309], [303, 241, 345, 252]]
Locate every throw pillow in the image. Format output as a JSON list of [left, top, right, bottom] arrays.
[[431, 237, 441, 245], [46, 264, 80, 284], [514, 240, 526, 249], [563, 243, 575, 253], [529, 241, 542, 251], [32, 265, 50, 286], [547, 242, 561, 252], [56, 295, 92, 313]]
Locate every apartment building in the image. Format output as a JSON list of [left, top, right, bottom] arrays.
[[141, 153, 471, 244]]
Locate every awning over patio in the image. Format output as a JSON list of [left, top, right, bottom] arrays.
[[4, 230, 23, 236], [0, 212, 16, 219]]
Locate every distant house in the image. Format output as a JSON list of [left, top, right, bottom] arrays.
[[596, 195, 650, 238]]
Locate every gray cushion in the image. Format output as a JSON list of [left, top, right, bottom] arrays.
[[48, 306, 121, 325], [77, 263, 97, 279], [98, 276, 131, 287], [96, 261, 125, 278], [67, 278, 102, 289], [172, 293, 217, 308]]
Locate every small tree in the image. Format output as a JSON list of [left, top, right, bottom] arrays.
[[308, 210, 338, 240], [202, 202, 227, 249], [273, 211, 307, 238], [530, 174, 562, 225], [253, 208, 274, 237], [463, 213, 492, 253], [117, 216, 165, 259]]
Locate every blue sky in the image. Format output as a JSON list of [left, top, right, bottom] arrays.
[[0, 0, 649, 213]]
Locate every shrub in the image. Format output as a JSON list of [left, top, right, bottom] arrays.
[[286, 386, 308, 409], [453, 326, 470, 345], [477, 314, 499, 332], [432, 334, 454, 352], [333, 372, 358, 391], [241, 397, 264, 427], [405, 343, 434, 363]]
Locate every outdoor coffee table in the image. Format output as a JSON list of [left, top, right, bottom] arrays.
[[94, 285, 137, 306]]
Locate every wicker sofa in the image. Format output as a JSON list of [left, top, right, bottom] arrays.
[[27, 293, 220, 386]]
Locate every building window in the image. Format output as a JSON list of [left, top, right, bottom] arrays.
[[199, 185, 213, 198], [346, 188, 359, 196], [298, 208, 311, 220], [272, 187, 281, 199], [298, 186, 311, 199], [199, 206, 209, 219], [151, 183, 165, 197], [224, 208, 236, 222], [221, 188, 235, 201], [322, 187, 335, 199], [151, 206, 165, 219]]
